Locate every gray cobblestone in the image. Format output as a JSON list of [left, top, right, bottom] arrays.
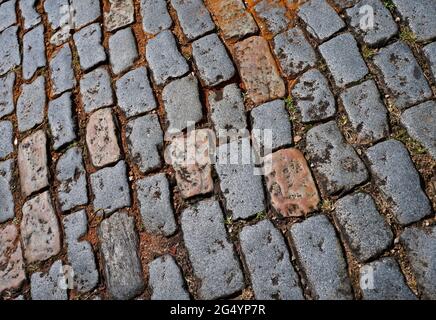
[[423, 42, 436, 81], [0, 0, 16, 32], [43, 0, 66, 30], [30, 260, 68, 300], [48, 92, 77, 150], [0, 120, 13, 158], [104, 0, 134, 32], [253, 0, 289, 36], [0, 71, 15, 118], [0, 224, 25, 293], [0, 26, 20, 76], [0, 159, 14, 223], [109, 27, 138, 75], [74, 23, 106, 72], [19, 0, 41, 31], [70, 0, 101, 29], [80, 67, 114, 113], [50, 44, 76, 96], [17, 76, 46, 132], [140, 0, 172, 35], [23, 24, 46, 80]]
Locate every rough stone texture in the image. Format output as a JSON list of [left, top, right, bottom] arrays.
[[145, 30, 189, 85], [73, 23, 106, 71], [265, 148, 319, 217], [273, 27, 316, 77], [56, 147, 88, 212], [22, 24, 46, 80], [140, 0, 172, 35], [0, 0, 16, 32], [240, 220, 304, 300], [319, 33, 368, 87], [109, 27, 138, 75], [423, 42, 436, 81], [0, 71, 15, 118], [126, 114, 163, 173], [50, 44, 76, 96], [116, 67, 156, 119], [18, 130, 49, 196], [17, 76, 46, 132], [0, 26, 20, 76], [181, 199, 244, 299], [360, 257, 416, 300], [207, 0, 258, 40], [0, 120, 13, 158], [104, 0, 134, 31], [63, 210, 99, 292], [20, 0, 41, 30], [171, 0, 215, 41], [43, 0, 67, 30], [136, 173, 177, 236], [346, 0, 398, 47], [289, 214, 353, 300], [251, 100, 292, 156], [291, 69, 335, 123], [234, 36, 285, 105], [340, 80, 389, 144], [192, 33, 235, 86], [298, 0, 345, 41], [30, 260, 68, 300], [373, 41, 432, 110], [366, 140, 432, 225], [306, 121, 368, 196], [330, 0, 359, 9], [149, 255, 190, 300], [48, 92, 77, 150], [0, 224, 26, 294], [215, 138, 266, 220], [86, 108, 121, 168], [401, 101, 436, 159], [21, 191, 61, 263], [162, 74, 203, 133], [334, 193, 393, 262], [99, 211, 145, 300], [90, 161, 131, 215], [80, 67, 114, 113], [70, 0, 101, 29], [0, 160, 14, 222], [252, 0, 289, 36], [392, 0, 436, 42], [400, 226, 436, 299]]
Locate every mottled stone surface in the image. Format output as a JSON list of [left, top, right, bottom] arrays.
[[20, 0, 41, 30], [0, 159, 14, 222], [0, 0, 17, 32], [104, 0, 135, 31], [0, 71, 15, 118], [140, 0, 172, 35], [80, 67, 114, 113], [252, 0, 289, 36], [109, 27, 138, 75], [50, 44, 76, 96], [22, 24, 46, 80], [17, 76, 46, 133], [30, 260, 67, 300], [423, 42, 436, 81], [73, 23, 106, 71], [0, 120, 13, 158], [48, 92, 77, 150], [0, 26, 20, 76]]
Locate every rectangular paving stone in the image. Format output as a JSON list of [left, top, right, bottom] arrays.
[[333, 192, 393, 262], [360, 257, 416, 300], [70, 0, 101, 29], [0, 159, 14, 222], [21, 191, 61, 263], [319, 33, 368, 88], [126, 113, 163, 173], [149, 255, 190, 300], [240, 220, 304, 300], [140, 0, 173, 35], [265, 148, 320, 217], [181, 199, 244, 299], [291, 69, 336, 123], [73, 23, 106, 71], [233, 36, 285, 105], [162, 74, 203, 133], [423, 42, 436, 81], [17, 76, 46, 133], [207, 0, 258, 40], [56, 147, 88, 212], [50, 43, 76, 96], [192, 33, 235, 87], [99, 211, 145, 300], [0, 26, 20, 76], [400, 226, 436, 299], [306, 121, 368, 196], [62, 210, 99, 292], [298, 0, 345, 41], [43, 0, 67, 30], [0, 0, 17, 32], [0, 120, 13, 158], [80, 67, 114, 113], [136, 173, 177, 236], [90, 161, 131, 215], [0, 71, 15, 118], [104, 0, 135, 32], [171, 0, 215, 41], [340, 80, 389, 144], [23, 24, 46, 80], [19, 0, 41, 30], [252, 0, 289, 36], [401, 101, 436, 159], [18, 130, 49, 196], [115, 67, 157, 118], [373, 41, 432, 110], [289, 214, 353, 300], [346, 0, 398, 47], [86, 108, 121, 168], [392, 0, 436, 42], [109, 27, 138, 75], [273, 27, 317, 77], [48, 92, 77, 150], [215, 138, 266, 220], [366, 140, 432, 225], [30, 260, 67, 300], [251, 99, 292, 156], [146, 30, 189, 85]]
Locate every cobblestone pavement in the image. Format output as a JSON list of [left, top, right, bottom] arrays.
[[0, 0, 435, 300]]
